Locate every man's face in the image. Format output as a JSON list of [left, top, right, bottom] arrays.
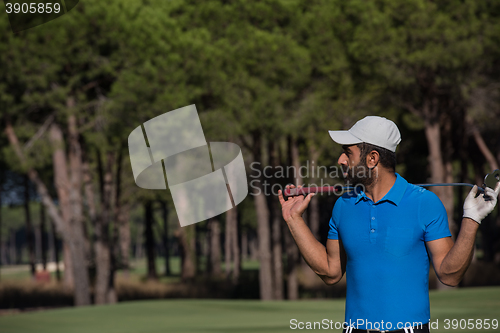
[[338, 144, 374, 188]]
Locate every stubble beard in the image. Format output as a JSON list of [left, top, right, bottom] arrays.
[[343, 159, 376, 189]]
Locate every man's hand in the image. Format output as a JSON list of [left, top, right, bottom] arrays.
[[463, 182, 500, 224], [278, 184, 344, 285], [278, 184, 315, 223]]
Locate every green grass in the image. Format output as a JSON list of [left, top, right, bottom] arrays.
[[0, 265, 34, 281], [0, 287, 499, 333]]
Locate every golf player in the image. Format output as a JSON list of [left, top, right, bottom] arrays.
[[278, 116, 500, 333]]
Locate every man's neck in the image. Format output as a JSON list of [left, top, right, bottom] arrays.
[[364, 170, 397, 203]]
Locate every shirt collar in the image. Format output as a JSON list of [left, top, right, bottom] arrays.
[[354, 173, 407, 206]]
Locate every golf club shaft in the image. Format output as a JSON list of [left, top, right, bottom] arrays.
[[414, 183, 483, 191], [283, 183, 484, 198]]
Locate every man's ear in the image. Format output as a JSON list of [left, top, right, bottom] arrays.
[[366, 150, 380, 169]]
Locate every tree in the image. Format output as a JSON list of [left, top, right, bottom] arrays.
[[177, 0, 310, 299], [0, 0, 165, 304]]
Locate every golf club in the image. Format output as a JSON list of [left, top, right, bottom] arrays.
[[283, 169, 500, 200]]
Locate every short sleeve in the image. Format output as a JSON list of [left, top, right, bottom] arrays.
[[421, 191, 452, 242], [328, 198, 342, 240]]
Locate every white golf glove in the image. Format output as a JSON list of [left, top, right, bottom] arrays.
[[463, 183, 500, 224]]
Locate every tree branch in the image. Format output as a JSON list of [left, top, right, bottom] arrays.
[[24, 113, 55, 151], [401, 102, 422, 117], [4, 120, 66, 235], [239, 134, 253, 152], [467, 117, 499, 170]]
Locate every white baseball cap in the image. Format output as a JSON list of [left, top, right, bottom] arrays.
[[328, 116, 401, 152]]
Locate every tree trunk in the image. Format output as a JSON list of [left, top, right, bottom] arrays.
[[109, 146, 125, 304], [82, 157, 97, 267], [456, 110, 468, 245], [94, 151, 115, 303], [271, 199, 284, 300], [185, 225, 196, 280], [252, 132, 273, 300], [286, 136, 300, 300], [35, 214, 41, 265], [208, 218, 222, 276], [161, 201, 171, 276], [48, 220, 55, 263], [119, 203, 131, 278], [231, 208, 240, 283], [66, 112, 91, 305], [309, 199, 320, 238], [62, 244, 74, 287], [290, 137, 303, 188], [284, 229, 299, 300], [51, 219, 61, 281], [177, 224, 196, 280], [40, 202, 48, 270], [225, 211, 232, 277], [424, 119, 455, 235], [144, 200, 157, 280], [421, 100, 454, 291], [255, 190, 273, 300], [442, 115, 456, 232], [202, 223, 210, 269], [49, 123, 80, 296], [225, 207, 239, 282], [241, 231, 248, 262], [195, 223, 202, 275], [308, 144, 320, 239], [269, 141, 283, 300], [24, 175, 36, 277], [249, 236, 258, 260]]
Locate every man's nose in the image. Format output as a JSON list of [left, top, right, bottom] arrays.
[[338, 153, 348, 166]]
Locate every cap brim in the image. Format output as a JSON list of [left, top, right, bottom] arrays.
[[328, 130, 363, 145]]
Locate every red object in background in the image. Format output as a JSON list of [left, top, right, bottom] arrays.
[[35, 270, 51, 283]]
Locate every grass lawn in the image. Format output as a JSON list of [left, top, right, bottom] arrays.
[[0, 286, 499, 333]]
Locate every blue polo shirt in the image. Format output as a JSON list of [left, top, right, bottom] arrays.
[[328, 173, 451, 331]]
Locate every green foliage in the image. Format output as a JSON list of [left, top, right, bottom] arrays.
[[339, 0, 491, 103]]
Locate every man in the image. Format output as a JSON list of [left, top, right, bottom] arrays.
[[278, 116, 500, 333]]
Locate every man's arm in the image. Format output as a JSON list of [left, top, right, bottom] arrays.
[[427, 183, 499, 287], [426, 218, 478, 287], [278, 185, 346, 285]]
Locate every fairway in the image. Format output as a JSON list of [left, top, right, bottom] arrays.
[[0, 287, 499, 333]]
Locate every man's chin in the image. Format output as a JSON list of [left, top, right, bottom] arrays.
[[344, 178, 356, 186], [345, 178, 369, 188]]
